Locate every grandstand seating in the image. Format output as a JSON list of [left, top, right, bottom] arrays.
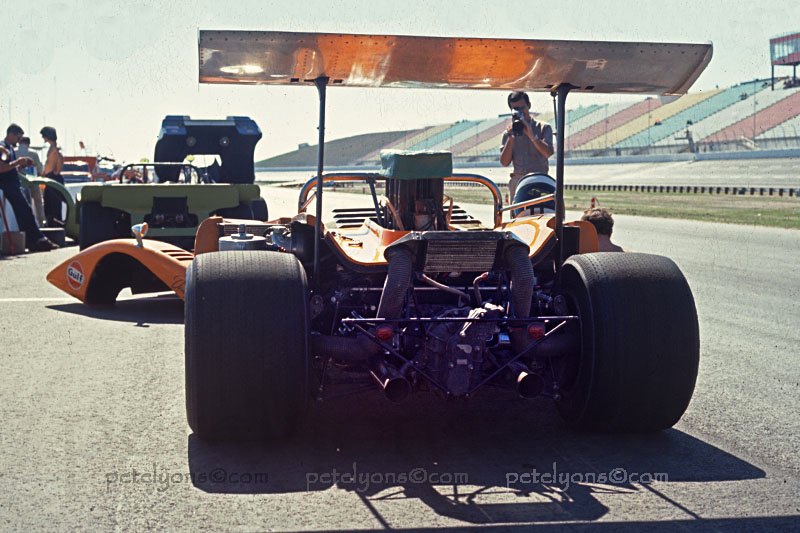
[[468, 132, 507, 159], [450, 120, 510, 156], [357, 127, 428, 162], [702, 88, 800, 144], [565, 99, 660, 151], [756, 112, 800, 139], [565, 104, 602, 125], [263, 130, 413, 168], [534, 104, 599, 128], [577, 91, 718, 151], [615, 87, 744, 148], [408, 120, 483, 151], [657, 85, 791, 147], [256, 81, 800, 169], [472, 102, 632, 158], [413, 118, 506, 153], [564, 102, 632, 138], [392, 123, 452, 151]]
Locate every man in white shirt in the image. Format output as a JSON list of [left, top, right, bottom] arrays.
[[16, 136, 43, 177]]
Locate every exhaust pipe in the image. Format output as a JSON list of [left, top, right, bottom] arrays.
[[530, 332, 580, 359], [508, 362, 544, 399], [311, 334, 381, 363], [370, 360, 411, 403], [377, 247, 413, 320], [505, 245, 535, 354], [369, 246, 413, 403]]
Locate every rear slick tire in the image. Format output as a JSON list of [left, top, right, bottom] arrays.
[[555, 252, 700, 432], [185, 250, 309, 441]]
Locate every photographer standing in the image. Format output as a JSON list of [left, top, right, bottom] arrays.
[[499, 91, 554, 199]]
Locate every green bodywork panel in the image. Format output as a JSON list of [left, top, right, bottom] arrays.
[[78, 183, 261, 235], [19, 176, 262, 243], [79, 183, 259, 209], [20, 176, 79, 240], [380, 150, 453, 180]]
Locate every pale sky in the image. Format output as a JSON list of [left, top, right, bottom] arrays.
[[3, 0, 796, 162]]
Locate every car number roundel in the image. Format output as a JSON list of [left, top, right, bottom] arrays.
[[66, 261, 85, 290]]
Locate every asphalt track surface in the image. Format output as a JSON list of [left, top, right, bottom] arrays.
[[1, 186, 799, 531]]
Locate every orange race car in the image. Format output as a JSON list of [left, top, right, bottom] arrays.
[[49, 31, 709, 442]]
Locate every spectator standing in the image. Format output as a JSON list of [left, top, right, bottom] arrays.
[[16, 136, 43, 177], [40, 126, 65, 226], [0, 124, 58, 251]]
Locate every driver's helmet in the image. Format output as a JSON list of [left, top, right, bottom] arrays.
[[512, 173, 556, 217]]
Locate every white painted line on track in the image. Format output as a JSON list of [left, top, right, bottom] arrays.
[[0, 297, 77, 303], [0, 293, 179, 303]]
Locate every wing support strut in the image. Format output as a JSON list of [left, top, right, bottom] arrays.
[[552, 83, 574, 269], [313, 76, 329, 287]]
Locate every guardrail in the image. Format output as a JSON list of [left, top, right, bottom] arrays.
[[565, 183, 799, 197], [292, 179, 799, 197]]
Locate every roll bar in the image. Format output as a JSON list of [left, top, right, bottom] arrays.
[[297, 172, 505, 228]]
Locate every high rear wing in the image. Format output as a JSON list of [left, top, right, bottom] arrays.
[[199, 31, 712, 95]]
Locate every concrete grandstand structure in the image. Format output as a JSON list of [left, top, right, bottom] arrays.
[[257, 79, 800, 169]]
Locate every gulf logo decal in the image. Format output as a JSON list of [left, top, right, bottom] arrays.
[[66, 261, 85, 291]]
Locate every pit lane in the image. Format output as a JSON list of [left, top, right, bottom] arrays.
[[0, 185, 798, 530]]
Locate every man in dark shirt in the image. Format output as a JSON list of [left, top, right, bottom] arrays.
[[0, 124, 58, 252], [499, 91, 554, 200]]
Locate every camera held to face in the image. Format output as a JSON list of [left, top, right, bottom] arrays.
[[511, 109, 526, 136]]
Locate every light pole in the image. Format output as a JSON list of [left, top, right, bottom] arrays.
[[647, 98, 652, 151], [752, 78, 757, 142]]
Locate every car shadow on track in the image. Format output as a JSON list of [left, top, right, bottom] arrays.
[[47, 295, 184, 325], [186, 391, 768, 526]]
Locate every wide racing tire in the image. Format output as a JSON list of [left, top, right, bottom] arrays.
[[78, 201, 124, 250], [185, 250, 310, 441], [555, 252, 700, 432], [250, 197, 268, 221]]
